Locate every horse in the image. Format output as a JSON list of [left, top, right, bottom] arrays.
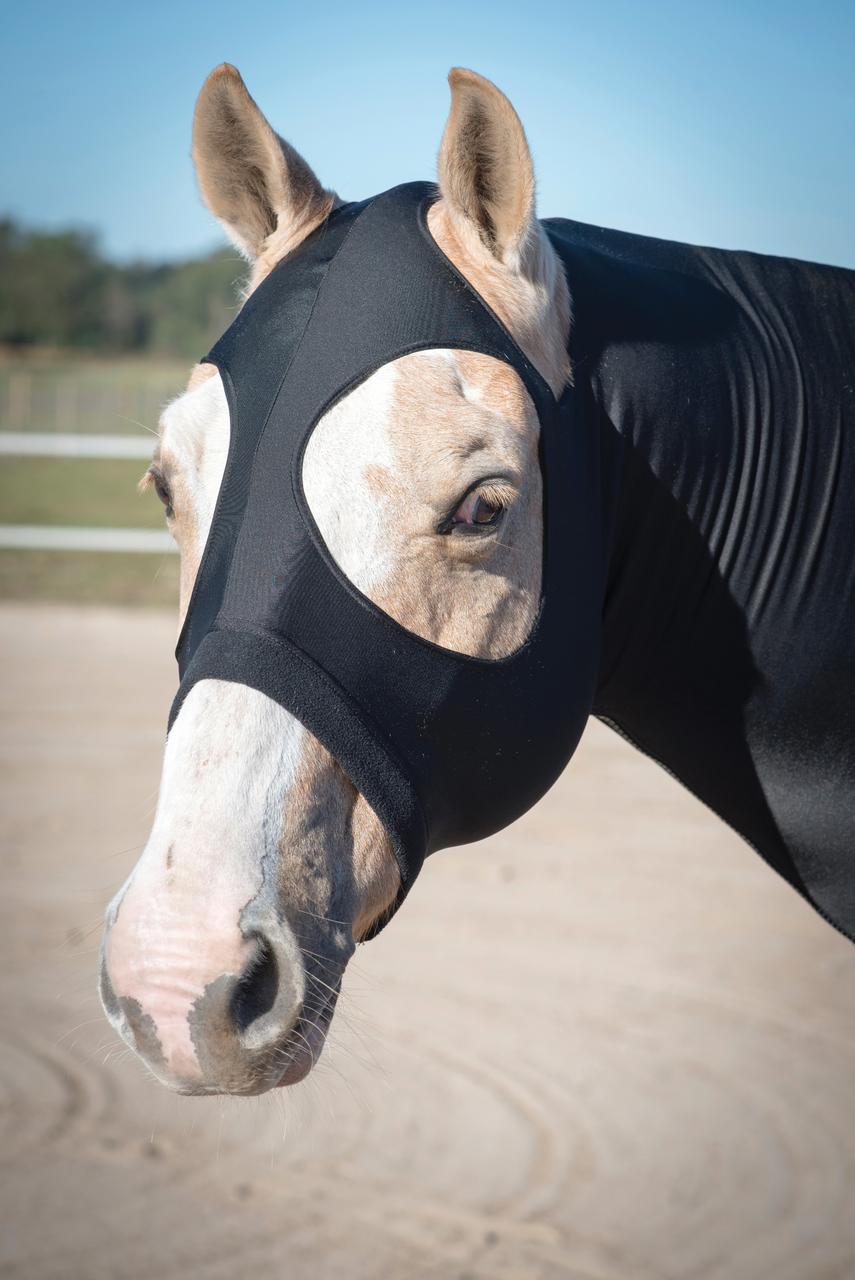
[[100, 64, 855, 1096]]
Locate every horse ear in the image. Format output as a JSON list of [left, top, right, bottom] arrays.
[[192, 64, 330, 262], [437, 68, 536, 270]]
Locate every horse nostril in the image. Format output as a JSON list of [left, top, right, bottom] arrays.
[[230, 937, 280, 1034], [102, 909, 306, 1087]]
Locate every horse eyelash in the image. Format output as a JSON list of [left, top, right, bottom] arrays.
[[140, 464, 175, 518], [477, 480, 515, 511], [437, 478, 516, 535]]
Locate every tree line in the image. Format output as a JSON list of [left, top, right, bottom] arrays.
[[0, 217, 243, 359]]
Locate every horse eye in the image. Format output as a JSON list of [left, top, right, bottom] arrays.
[[450, 489, 504, 529], [150, 469, 174, 519]]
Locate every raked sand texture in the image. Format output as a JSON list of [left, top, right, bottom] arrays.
[[2, 602, 855, 1280]]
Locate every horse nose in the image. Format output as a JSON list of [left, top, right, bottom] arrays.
[[230, 936, 285, 1039], [100, 906, 306, 1094]]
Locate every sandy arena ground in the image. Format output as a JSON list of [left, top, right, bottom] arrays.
[[2, 601, 855, 1280]]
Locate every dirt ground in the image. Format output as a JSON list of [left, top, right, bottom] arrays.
[[2, 602, 855, 1280]]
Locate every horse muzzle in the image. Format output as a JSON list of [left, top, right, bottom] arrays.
[[99, 883, 327, 1095]]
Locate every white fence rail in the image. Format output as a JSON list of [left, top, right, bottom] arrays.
[[0, 432, 153, 459], [0, 526, 176, 553], [0, 431, 170, 554]]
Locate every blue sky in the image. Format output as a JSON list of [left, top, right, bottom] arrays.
[[4, 0, 854, 266]]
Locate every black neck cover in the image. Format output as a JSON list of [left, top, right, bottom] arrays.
[[171, 180, 855, 944]]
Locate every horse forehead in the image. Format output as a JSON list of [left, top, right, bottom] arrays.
[[391, 348, 530, 419], [158, 347, 528, 478], [329, 349, 531, 469], [159, 367, 227, 467]]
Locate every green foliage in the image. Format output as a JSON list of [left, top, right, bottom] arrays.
[[0, 217, 245, 358]]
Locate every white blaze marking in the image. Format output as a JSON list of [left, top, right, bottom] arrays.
[[107, 371, 312, 1079], [107, 681, 306, 1078], [160, 373, 230, 561], [302, 361, 400, 593]]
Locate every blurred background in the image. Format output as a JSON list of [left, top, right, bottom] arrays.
[[2, 3, 855, 1278], [2, 0, 854, 605]]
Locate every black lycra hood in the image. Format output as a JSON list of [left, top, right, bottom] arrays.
[[170, 182, 604, 925], [172, 180, 855, 944]]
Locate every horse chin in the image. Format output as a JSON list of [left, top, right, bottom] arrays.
[[274, 993, 337, 1088]]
